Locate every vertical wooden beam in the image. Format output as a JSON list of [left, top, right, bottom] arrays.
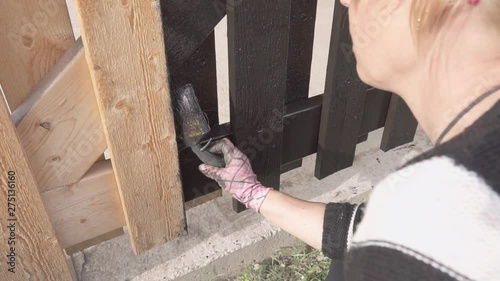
[[283, 0, 319, 170], [315, 1, 367, 180], [380, 94, 418, 151], [0, 96, 72, 279], [0, 0, 74, 111], [286, 0, 318, 104], [227, 0, 292, 212], [75, 0, 186, 254], [359, 89, 392, 134]]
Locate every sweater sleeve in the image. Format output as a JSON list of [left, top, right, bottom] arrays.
[[321, 202, 364, 259]]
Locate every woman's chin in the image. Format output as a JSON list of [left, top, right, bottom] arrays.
[[356, 65, 388, 90]]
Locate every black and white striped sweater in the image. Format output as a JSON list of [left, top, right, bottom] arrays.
[[322, 100, 500, 281]]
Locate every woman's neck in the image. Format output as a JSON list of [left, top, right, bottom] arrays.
[[396, 18, 500, 145], [409, 64, 500, 145]]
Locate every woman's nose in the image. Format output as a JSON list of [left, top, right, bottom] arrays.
[[340, 0, 351, 7]]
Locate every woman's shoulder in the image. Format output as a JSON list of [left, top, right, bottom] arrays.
[[347, 103, 500, 281]]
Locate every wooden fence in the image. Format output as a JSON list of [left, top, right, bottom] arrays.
[[0, 0, 417, 279]]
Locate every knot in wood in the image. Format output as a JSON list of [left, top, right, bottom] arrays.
[[40, 122, 51, 131]]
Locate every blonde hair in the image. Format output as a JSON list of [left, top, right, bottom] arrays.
[[411, 0, 500, 40]]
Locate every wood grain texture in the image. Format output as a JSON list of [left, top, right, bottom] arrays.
[[42, 160, 221, 251], [13, 39, 106, 192], [0, 95, 72, 280], [41, 161, 125, 249], [75, 0, 185, 254], [227, 0, 292, 212], [0, 0, 74, 111], [315, 1, 367, 180], [380, 94, 418, 152]]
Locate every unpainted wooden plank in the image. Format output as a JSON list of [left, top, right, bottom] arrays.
[[75, 0, 186, 254], [41, 161, 125, 249], [13, 39, 107, 192], [0, 94, 73, 280], [380, 94, 418, 151], [0, 0, 74, 111], [42, 161, 222, 251], [227, 0, 292, 212], [314, 2, 367, 180]]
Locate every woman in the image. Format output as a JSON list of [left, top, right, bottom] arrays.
[[199, 0, 500, 280]]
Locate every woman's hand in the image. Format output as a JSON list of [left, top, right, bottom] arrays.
[[198, 138, 272, 212], [200, 139, 326, 251]]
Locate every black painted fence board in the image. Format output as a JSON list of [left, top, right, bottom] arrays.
[[315, 1, 367, 180], [286, 0, 318, 104], [285, 0, 319, 170], [227, 0, 292, 212], [170, 32, 219, 129], [380, 94, 418, 151], [281, 93, 390, 165], [360, 89, 392, 134], [170, 33, 221, 202], [160, 0, 226, 72]]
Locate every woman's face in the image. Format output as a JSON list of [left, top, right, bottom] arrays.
[[341, 0, 419, 92]]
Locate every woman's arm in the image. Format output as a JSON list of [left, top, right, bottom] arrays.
[[260, 190, 326, 250], [198, 138, 327, 250]]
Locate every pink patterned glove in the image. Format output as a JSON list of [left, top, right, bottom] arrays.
[[198, 138, 272, 212]]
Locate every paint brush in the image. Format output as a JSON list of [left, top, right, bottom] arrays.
[[174, 84, 225, 168]]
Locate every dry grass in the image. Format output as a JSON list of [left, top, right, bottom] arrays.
[[211, 243, 331, 281]]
